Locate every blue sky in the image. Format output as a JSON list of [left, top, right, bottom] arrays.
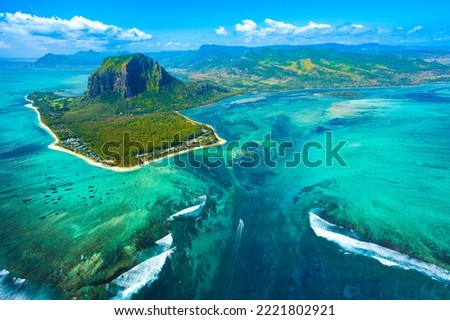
[[1, 0, 449, 57]]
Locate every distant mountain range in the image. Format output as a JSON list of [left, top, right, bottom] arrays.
[[34, 44, 450, 68], [34, 50, 122, 67], [151, 43, 450, 64], [150, 44, 450, 90], [34, 44, 450, 91]]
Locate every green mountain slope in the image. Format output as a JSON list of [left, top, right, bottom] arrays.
[[157, 46, 450, 90], [82, 53, 231, 112]]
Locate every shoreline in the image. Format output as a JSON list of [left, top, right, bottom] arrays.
[[25, 99, 227, 173], [26, 81, 447, 173], [175, 111, 227, 145]]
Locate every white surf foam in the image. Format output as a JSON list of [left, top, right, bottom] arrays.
[[309, 212, 450, 283], [166, 195, 207, 222], [230, 97, 266, 105], [111, 248, 175, 299], [0, 269, 29, 300], [155, 233, 173, 249], [372, 256, 401, 268], [0, 269, 9, 277], [166, 204, 201, 221]]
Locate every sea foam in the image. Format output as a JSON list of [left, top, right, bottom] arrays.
[[0, 269, 29, 300], [309, 212, 450, 283], [166, 195, 207, 222], [155, 233, 173, 249], [229, 97, 266, 105], [111, 248, 175, 300]]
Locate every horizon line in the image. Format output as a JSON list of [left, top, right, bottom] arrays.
[[2, 42, 450, 60]]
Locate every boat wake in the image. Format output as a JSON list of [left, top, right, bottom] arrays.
[[309, 210, 450, 283], [232, 219, 245, 258]]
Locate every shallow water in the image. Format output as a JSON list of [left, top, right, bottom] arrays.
[[183, 84, 450, 299], [0, 61, 449, 299]]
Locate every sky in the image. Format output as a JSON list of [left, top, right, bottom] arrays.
[[0, 0, 449, 58]]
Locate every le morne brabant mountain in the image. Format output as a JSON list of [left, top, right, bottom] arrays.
[[29, 45, 450, 168]]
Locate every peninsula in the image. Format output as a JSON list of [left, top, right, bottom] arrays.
[[28, 53, 232, 168]]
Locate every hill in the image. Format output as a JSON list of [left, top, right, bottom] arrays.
[[81, 53, 230, 112]]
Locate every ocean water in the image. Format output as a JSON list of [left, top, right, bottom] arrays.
[[0, 61, 449, 299], [0, 62, 232, 299]]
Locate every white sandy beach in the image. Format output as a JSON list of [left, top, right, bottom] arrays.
[[25, 99, 227, 173]]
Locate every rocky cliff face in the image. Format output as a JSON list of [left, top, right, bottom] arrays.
[[86, 54, 175, 98]]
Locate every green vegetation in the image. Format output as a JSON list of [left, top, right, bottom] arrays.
[[162, 46, 450, 91], [29, 91, 218, 167], [130, 81, 230, 112], [98, 55, 135, 72]]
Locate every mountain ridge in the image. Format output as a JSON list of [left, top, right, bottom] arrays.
[[86, 54, 176, 99], [34, 43, 450, 68]]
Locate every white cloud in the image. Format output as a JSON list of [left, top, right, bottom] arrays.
[[406, 25, 423, 35], [0, 12, 151, 40], [291, 21, 332, 33], [234, 19, 331, 38], [154, 40, 194, 50], [215, 26, 228, 36], [263, 19, 298, 34], [235, 19, 257, 33], [0, 12, 152, 57], [216, 18, 438, 46], [116, 27, 151, 41], [336, 23, 372, 35]]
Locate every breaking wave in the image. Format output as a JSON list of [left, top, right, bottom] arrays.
[[166, 195, 207, 222], [155, 233, 173, 251], [111, 248, 175, 300], [309, 211, 450, 283]]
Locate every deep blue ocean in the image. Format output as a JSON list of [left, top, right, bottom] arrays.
[[0, 61, 449, 299]]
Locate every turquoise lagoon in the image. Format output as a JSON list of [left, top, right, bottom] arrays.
[[0, 61, 449, 299]]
